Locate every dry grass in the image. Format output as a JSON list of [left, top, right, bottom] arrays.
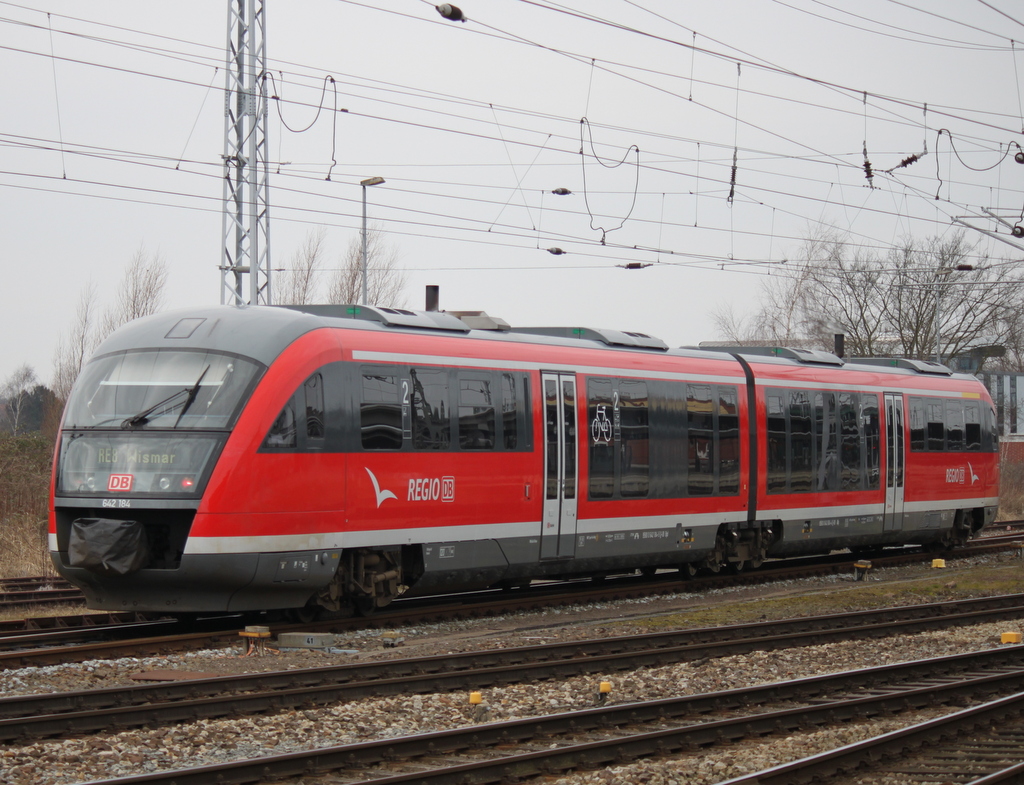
[[0, 434, 55, 578], [998, 457, 1024, 520]]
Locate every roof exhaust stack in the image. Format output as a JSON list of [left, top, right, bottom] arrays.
[[834, 333, 845, 358], [425, 285, 439, 312]]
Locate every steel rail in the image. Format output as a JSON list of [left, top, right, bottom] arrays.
[[64, 645, 1024, 785], [4, 595, 1024, 740]]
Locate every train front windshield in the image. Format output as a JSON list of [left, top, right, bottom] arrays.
[[57, 349, 262, 498]]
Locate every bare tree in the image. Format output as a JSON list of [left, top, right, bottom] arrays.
[[711, 265, 813, 345], [52, 248, 169, 407], [731, 225, 1024, 365], [51, 283, 100, 404], [0, 365, 37, 435], [276, 228, 327, 306], [101, 247, 168, 336], [326, 224, 407, 307]]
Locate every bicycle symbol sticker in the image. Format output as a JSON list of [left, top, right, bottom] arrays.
[[591, 405, 612, 444]]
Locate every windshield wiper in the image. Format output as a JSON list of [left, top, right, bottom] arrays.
[[173, 366, 210, 428], [121, 366, 210, 429]]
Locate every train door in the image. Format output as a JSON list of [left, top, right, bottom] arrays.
[[883, 392, 906, 531], [541, 373, 578, 560]]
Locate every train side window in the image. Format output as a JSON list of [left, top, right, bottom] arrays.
[[264, 397, 297, 449], [500, 373, 518, 449], [458, 375, 495, 450], [984, 403, 999, 452], [946, 400, 964, 452], [411, 368, 450, 450], [926, 399, 945, 451], [789, 391, 812, 493], [304, 373, 325, 442], [839, 392, 861, 490], [361, 372, 403, 450], [909, 399, 925, 451], [587, 378, 615, 499], [687, 384, 714, 496], [814, 392, 839, 492], [766, 392, 787, 494], [964, 402, 981, 451], [862, 395, 881, 489], [619, 380, 649, 498], [718, 387, 739, 495]]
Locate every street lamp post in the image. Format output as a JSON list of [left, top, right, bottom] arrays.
[[360, 176, 385, 305]]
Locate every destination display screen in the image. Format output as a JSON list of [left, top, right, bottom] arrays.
[[57, 433, 223, 497]]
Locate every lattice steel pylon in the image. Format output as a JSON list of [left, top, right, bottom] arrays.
[[221, 0, 272, 306]]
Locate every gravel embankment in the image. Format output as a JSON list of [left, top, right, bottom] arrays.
[[1, 557, 1022, 785]]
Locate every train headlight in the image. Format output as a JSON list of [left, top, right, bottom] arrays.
[[158, 477, 171, 491], [181, 477, 195, 490], [85, 476, 96, 491]]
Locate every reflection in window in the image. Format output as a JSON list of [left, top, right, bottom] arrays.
[[839, 392, 860, 490], [459, 376, 495, 450], [361, 373, 402, 450], [619, 380, 649, 498], [862, 395, 880, 489], [965, 402, 981, 451], [718, 389, 739, 494], [946, 400, 965, 452], [587, 379, 615, 498], [767, 393, 787, 493], [501, 373, 519, 449], [265, 399, 297, 448], [687, 384, 714, 496], [412, 368, 450, 450], [304, 373, 325, 441], [927, 400, 945, 451], [789, 391, 812, 493]]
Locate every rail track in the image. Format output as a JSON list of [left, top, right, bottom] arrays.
[[4, 591, 1024, 742], [60, 628, 1024, 784], [1, 532, 1020, 667]]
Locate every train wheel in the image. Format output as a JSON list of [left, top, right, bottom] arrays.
[[291, 604, 321, 624], [728, 560, 746, 574], [640, 566, 657, 577], [679, 563, 699, 580], [354, 597, 378, 616]]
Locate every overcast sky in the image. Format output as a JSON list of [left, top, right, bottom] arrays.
[[2, 0, 1023, 386]]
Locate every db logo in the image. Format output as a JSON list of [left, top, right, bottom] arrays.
[[107, 474, 134, 492]]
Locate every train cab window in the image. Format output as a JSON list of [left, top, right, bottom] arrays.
[[965, 402, 982, 451], [458, 375, 495, 450], [304, 373, 325, 442], [619, 380, 649, 498], [687, 384, 714, 496], [361, 372, 403, 450], [926, 400, 945, 450], [946, 400, 965, 452], [264, 398, 297, 448], [411, 368, 450, 450], [718, 388, 740, 495], [789, 391, 812, 493], [587, 379, 615, 499]]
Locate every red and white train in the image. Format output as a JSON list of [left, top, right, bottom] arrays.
[[49, 304, 1000, 615]]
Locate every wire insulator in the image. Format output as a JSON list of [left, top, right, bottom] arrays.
[[862, 144, 874, 188]]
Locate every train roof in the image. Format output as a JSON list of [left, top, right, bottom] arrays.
[[90, 304, 981, 386]]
